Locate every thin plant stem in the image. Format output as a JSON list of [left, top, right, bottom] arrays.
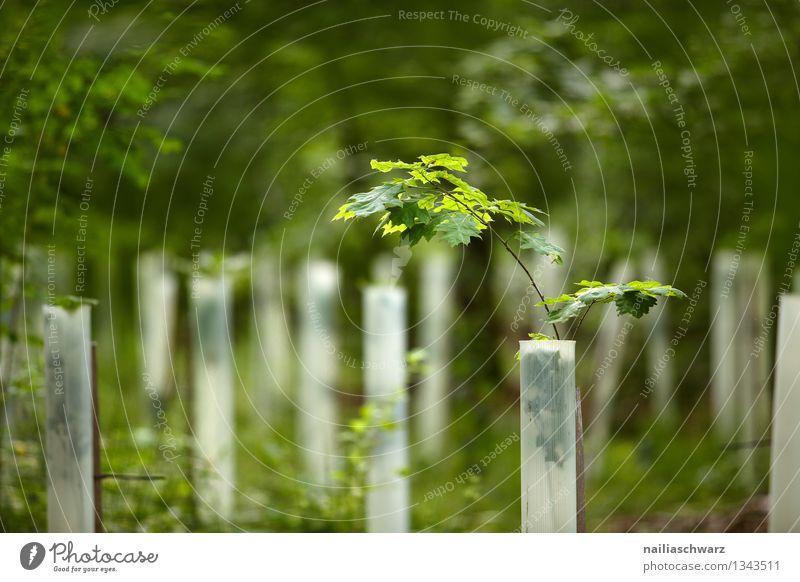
[[570, 300, 596, 339]]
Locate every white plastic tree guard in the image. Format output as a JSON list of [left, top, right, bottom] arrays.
[[710, 251, 739, 441], [711, 253, 770, 486], [44, 303, 95, 532], [587, 261, 632, 472], [191, 274, 235, 521], [519, 339, 577, 533], [642, 251, 675, 417], [416, 249, 454, 460], [363, 286, 410, 533], [250, 248, 291, 423], [769, 295, 800, 532], [735, 256, 770, 484], [138, 253, 178, 399], [297, 261, 340, 488]]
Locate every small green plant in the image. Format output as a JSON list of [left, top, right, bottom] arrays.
[[333, 153, 686, 339]]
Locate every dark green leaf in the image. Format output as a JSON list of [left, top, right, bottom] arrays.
[[387, 202, 431, 229], [614, 291, 657, 318], [400, 222, 437, 246]]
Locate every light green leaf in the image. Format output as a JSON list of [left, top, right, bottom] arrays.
[[419, 153, 469, 172], [496, 200, 545, 227], [626, 280, 687, 298], [536, 294, 573, 306], [370, 159, 423, 172], [400, 221, 440, 246]]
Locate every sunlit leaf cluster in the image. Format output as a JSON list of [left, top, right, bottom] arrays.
[[333, 154, 562, 261]]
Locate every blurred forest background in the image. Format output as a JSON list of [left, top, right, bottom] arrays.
[[1, 0, 798, 532]]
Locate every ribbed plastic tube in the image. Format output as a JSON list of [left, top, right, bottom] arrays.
[[519, 339, 577, 533], [191, 275, 235, 521], [364, 286, 409, 533], [44, 303, 94, 532]]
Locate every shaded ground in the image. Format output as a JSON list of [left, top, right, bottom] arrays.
[[605, 495, 768, 533]]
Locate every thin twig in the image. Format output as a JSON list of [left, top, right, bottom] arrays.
[[571, 300, 597, 339]]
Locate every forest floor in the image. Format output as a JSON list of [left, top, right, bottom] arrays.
[[605, 495, 768, 532]]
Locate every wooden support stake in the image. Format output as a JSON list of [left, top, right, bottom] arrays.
[[91, 343, 103, 532], [576, 387, 585, 533]]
